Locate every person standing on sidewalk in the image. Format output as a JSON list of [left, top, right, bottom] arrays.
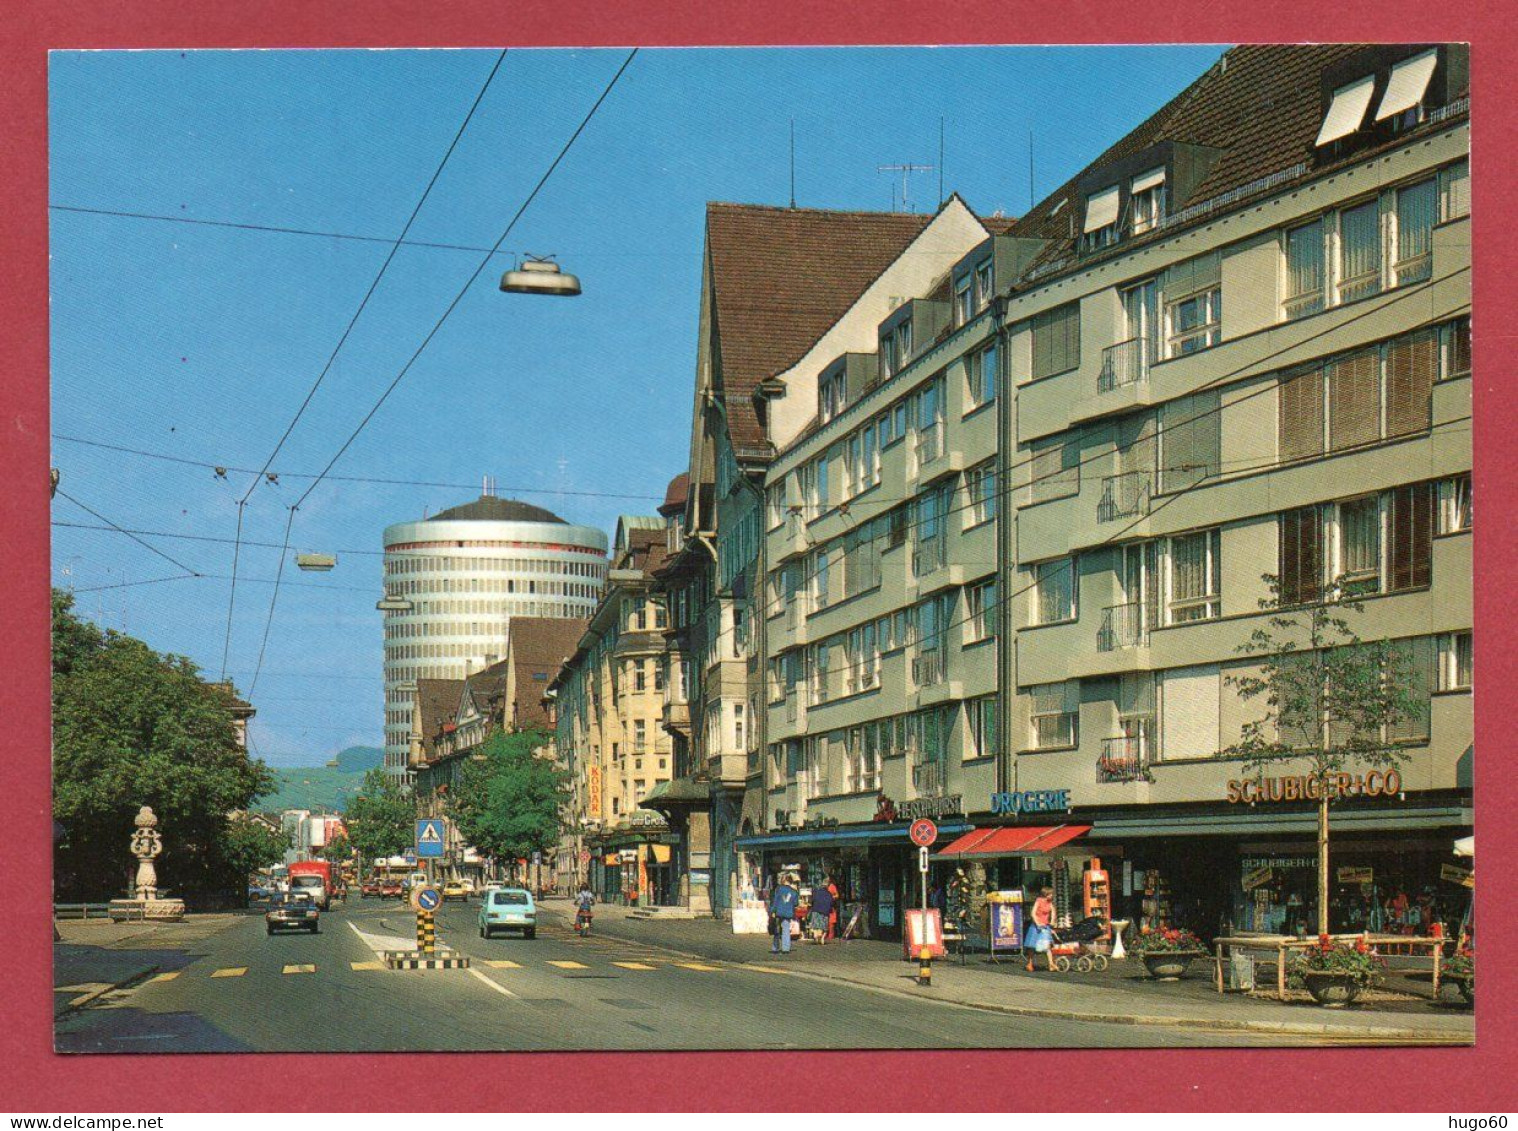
[[1025, 886, 1057, 972], [770, 874, 800, 955], [824, 874, 841, 940], [809, 879, 835, 946]]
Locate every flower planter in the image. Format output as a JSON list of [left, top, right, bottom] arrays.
[[1301, 970, 1363, 1007], [1140, 950, 1203, 981]]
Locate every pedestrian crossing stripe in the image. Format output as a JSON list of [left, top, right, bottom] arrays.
[[210, 967, 247, 978], [547, 960, 587, 969], [149, 972, 180, 983], [612, 962, 655, 970], [282, 964, 316, 975], [485, 960, 522, 969], [675, 962, 722, 972], [350, 961, 384, 971]]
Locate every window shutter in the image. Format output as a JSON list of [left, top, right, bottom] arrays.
[[1386, 637, 1434, 743], [1032, 303, 1080, 380], [1327, 350, 1380, 451], [1387, 482, 1433, 592], [1160, 390, 1221, 492], [1279, 367, 1324, 462], [1279, 506, 1322, 606], [1116, 414, 1156, 478], [1386, 330, 1437, 437], [1160, 665, 1220, 760], [1163, 251, 1221, 300]]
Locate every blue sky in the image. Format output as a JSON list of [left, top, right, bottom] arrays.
[[48, 45, 1225, 768]]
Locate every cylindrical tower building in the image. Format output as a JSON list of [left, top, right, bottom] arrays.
[[381, 495, 607, 778]]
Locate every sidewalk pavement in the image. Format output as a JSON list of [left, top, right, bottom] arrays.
[[53, 912, 248, 1018], [564, 901, 1476, 1043]]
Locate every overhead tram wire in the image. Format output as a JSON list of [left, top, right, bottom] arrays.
[[219, 48, 510, 684], [54, 489, 204, 579], [245, 48, 640, 698], [49, 435, 664, 501]]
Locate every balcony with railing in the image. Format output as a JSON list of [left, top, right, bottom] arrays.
[[912, 757, 947, 798], [912, 648, 945, 688], [1098, 337, 1150, 393], [1097, 601, 1149, 652], [1097, 732, 1154, 783], [1098, 471, 1152, 522]]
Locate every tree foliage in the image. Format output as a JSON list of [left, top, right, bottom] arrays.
[[1222, 574, 1425, 784], [317, 831, 352, 863], [445, 728, 565, 863], [52, 589, 275, 900], [344, 768, 414, 862], [222, 817, 291, 880]]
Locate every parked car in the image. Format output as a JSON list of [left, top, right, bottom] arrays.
[[443, 880, 469, 902], [247, 883, 271, 902], [479, 888, 537, 939], [360, 878, 380, 898], [379, 880, 403, 899], [265, 891, 320, 935]]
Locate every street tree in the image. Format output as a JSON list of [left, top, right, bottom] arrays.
[[222, 816, 292, 887], [317, 831, 353, 864], [52, 589, 275, 900], [1221, 574, 1426, 937], [344, 768, 414, 864], [446, 728, 565, 873]]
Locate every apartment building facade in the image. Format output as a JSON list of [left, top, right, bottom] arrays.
[[549, 516, 679, 905], [738, 43, 1472, 942]]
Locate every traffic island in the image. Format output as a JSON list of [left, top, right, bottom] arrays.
[[382, 950, 470, 970]]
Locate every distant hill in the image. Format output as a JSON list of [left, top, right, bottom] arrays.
[[333, 746, 384, 773], [258, 746, 384, 813]]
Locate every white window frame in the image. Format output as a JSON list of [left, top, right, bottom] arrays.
[[1437, 475, 1472, 534], [967, 340, 997, 410], [968, 696, 998, 759], [966, 460, 997, 528], [1282, 217, 1327, 321], [1164, 528, 1222, 624], [1334, 196, 1385, 305], [1128, 168, 1166, 235], [974, 259, 995, 312], [1029, 681, 1078, 750], [1437, 631, 1473, 691], [1327, 494, 1387, 596], [1033, 557, 1078, 626], [953, 274, 974, 326], [966, 578, 997, 643], [1391, 176, 1438, 286], [1164, 284, 1221, 357]]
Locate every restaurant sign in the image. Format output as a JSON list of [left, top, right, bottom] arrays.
[[1226, 770, 1402, 804], [990, 789, 1071, 816]]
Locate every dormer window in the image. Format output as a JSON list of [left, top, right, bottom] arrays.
[[1375, 48, 1439, 128], [974, 260, 994, 312], [1128, 168, 1166, 235], [818, 367, 847, 425], [953, 273, 973, 326], [1315, 75, 1376, 147], [878, 319, 913, 381], [1082, 185, 1121, 249]]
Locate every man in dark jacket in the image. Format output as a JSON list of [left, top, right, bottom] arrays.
[[770, 874, 800, 954]]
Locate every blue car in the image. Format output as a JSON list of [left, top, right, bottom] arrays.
[[478, 888, 536, 939]]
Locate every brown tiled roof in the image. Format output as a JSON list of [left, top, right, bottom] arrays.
[[507, 617, 589, 731], [705, 203, 932, 453], [661, 472, 689, 513], [415, 678, 465, 758], [1007, 44, 1465, 278]]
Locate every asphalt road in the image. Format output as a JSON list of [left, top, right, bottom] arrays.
[[56, 898, 1281, 1053]]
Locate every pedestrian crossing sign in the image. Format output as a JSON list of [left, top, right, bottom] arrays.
[[415, 819, 445, 858]]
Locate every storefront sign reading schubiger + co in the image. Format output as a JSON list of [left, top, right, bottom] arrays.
[[1226, 770, 1403, 804]]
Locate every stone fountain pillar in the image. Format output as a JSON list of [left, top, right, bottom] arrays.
[[109, 807, 185, 922]]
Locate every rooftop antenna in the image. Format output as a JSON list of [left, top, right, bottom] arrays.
[[938, 118, 945, 207], [789, 118, 796, 209], [878, 163, 935, 213], [1029, 127, 1035, 214]]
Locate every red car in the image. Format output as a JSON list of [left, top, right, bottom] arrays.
[[379, 880, 403, 899], [360, 879, 381, 898]]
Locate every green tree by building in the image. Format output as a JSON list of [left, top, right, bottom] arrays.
[[1222, 575, 1425, 936], [446, 728, 565, 877], [344, 768, 414, 864], [51, 589, 274, 901]]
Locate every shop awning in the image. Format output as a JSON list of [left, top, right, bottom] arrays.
[[934, 824, 1091, 859], [1454, 835, 1474, 858], [734, 820, 972, 852], [640, 776, 710, 813]]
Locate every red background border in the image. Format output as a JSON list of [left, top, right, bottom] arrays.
[[4, 1, 1513, 1113]]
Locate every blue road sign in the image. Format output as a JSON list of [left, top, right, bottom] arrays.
[[415, 819, 445, 858], [415, 886, 442, 913]]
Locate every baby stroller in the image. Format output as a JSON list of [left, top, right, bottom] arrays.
[[1047, 916, 1111, 973]]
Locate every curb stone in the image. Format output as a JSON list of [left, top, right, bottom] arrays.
[[584, 918, 1472, 1044]]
